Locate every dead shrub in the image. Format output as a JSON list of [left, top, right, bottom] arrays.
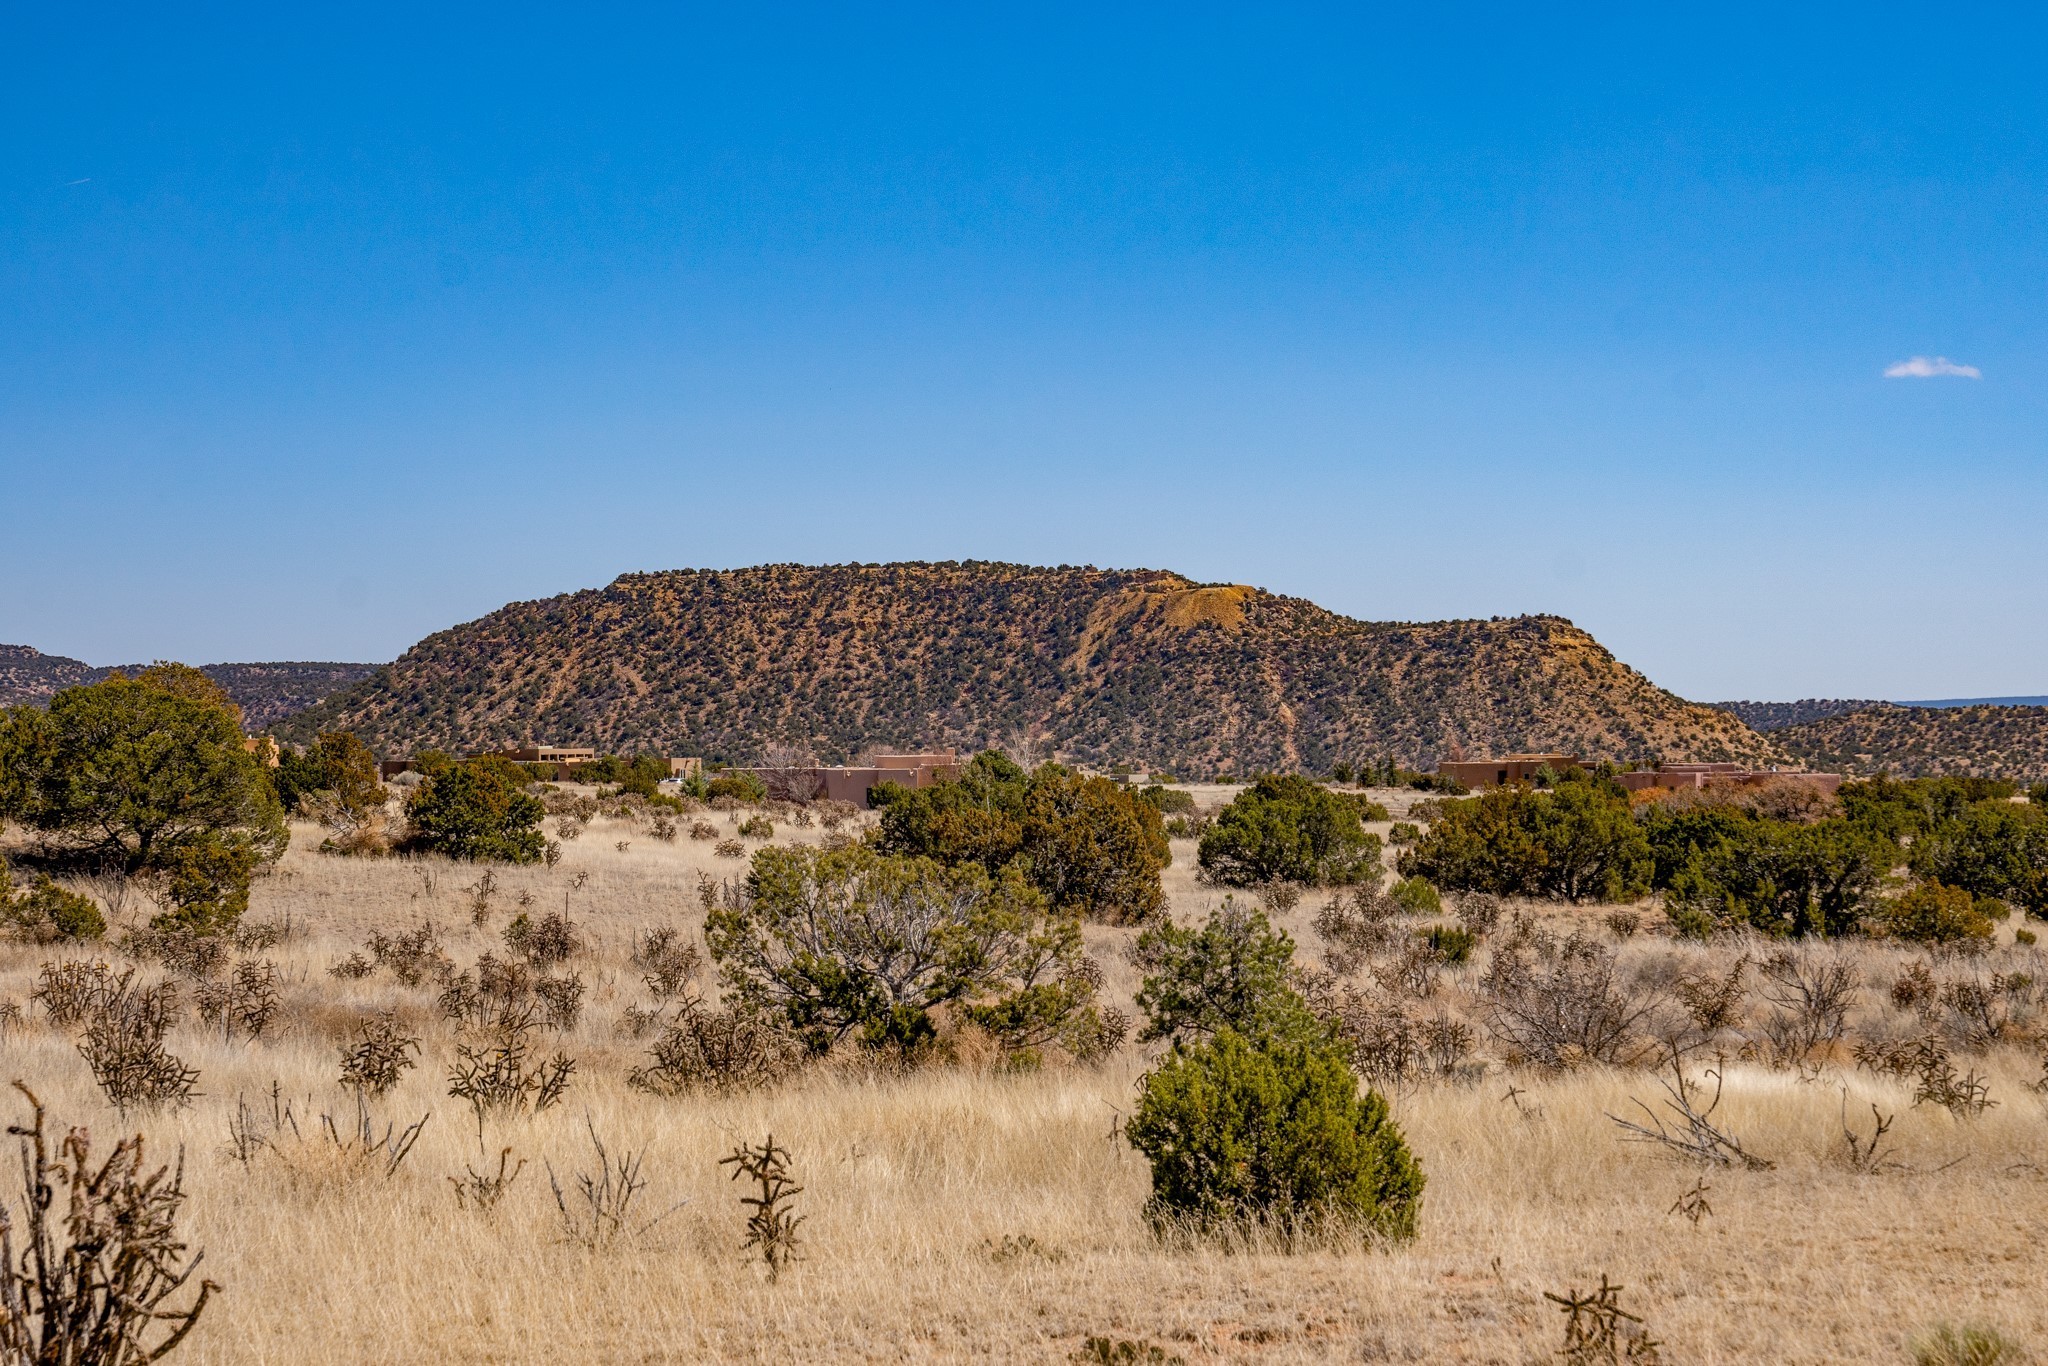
[[1609, 1048, 1773, 1170], [447, 1004, 575, 1136], [1312, 888, 1401, 974], [548, 1117, 688, 1250], [122, 926, 228, 980], [1934, 972, 2038, 1049], [650, 815, 678, 843], [1545, 1275, 1662, 1363], [76, 972, 199, 1112], [364, 920, 454, 987], [1479, 924, 1657, 1068], [504, 909, 581, 969], [534, 974, 585, 1031], [450, 1147, 526, 1214], [194, 959, 281, 1043], [631, 928, 702, 1001], [1672, 955, 1748, 1039], [327, 952, 373, 981], [626, 999, 800, 1095], [721, 1134, 804, 1281], [714, 839, 746, 859], [689, 822, 718, 841], [1755, 951, 1859, 1063], [0, 1082, 219, 1363], [338, 1012, 421, 1097], [29, 961, 122, 1027]]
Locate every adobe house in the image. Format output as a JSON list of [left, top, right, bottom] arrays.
[[740, 751, 962, 805], [1436, 754, 1580, 789]]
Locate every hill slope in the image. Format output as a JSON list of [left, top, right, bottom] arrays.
[[1775, 704, 2048, 783], [282, 562, 1777, 773], [1711, 698, 1883, 732], [0, 646, 377, 731]]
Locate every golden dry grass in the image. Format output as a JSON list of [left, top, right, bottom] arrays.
[[1, 799, 2044, 1363]]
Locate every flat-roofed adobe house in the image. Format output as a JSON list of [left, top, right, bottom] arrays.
[[742, 751, 962, 805], [1436, 754, 1580, 789]]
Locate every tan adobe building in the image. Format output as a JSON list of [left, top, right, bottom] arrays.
[[741, 751, 962, 805], [1437, 754, 1580, 788]]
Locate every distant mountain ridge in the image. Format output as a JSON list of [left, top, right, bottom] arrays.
[[280, 561, 1779, 773], [1711, 699, 1884, 732], [0, 645, 379, 732], [1773, 703, 2048, 784]]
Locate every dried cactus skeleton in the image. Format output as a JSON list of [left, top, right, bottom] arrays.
[[0, 1081, 219, 1364]]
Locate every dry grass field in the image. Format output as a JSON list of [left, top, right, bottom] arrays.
[[3, 789, 2046, 1364]]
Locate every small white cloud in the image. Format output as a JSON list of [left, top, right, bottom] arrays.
[[1884, 356, 1981, 379]]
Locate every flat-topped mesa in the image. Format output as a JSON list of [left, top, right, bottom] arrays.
[[274, 561, 1782, 773]]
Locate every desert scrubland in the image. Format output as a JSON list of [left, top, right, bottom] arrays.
[[4, 789, 2045, 1365]]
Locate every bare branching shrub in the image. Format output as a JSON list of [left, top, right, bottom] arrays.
[[232, 918, 288, 951], [1839, 1097, 1897, 1173], [1312, 888, 1400, 974], [503, 909, 580, 969], [626, 1000, 800, 1095], [1453, 891, 1504, 938], [534, 974, 585, 1031], [1915, 1054, 1997, 1119], [690, 821, 718, 841], [1480, 925, 1657, 1068], [1934, 972, 2038, 1049], [313, 1093, 430, 1181], [450, 1147, 526, 1214], [1892, 961, 1937, 1015], [327, 952, 372, 981], [547, 1116, 687, 1249], [123, 926, 228, 980], [364, 920, 453, 987], [1608, 1048, 1773, 1170], [0, 1082, 219, 1363], [1672, 955, 1748, 1039], [338, 1012, 421, 1097], [1604, 910, 1641, 940], [721, 1135, 804, 1281], [29, 961, 121, 1027], [464, 870, 499, 927], [1545, 1275, 1662, 1364], [1669, 1176, 1712, 1225], [447, 1005, 575, 1135], [438, 953, 532, 1029], [194, 959, 280, 1042], [1756, 951, 1860, 1063], [1256, 882, 1301, 915], [631, 928, 702, 1000], [553, 818, 582, 843], [650, 815, 678, 843], [713, 839, 746, 859], [77, 973, 199, 1111]]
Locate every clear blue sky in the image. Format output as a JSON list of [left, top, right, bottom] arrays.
[[3, 4, 2042, 701]]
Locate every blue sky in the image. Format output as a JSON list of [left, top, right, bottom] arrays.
[[2, 4, 2043, 701]]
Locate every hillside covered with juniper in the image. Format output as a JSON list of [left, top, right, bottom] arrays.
[[280, 563, 1776, 773], [0, 645, 376, 731], [1774, 703, 2048, 783]]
